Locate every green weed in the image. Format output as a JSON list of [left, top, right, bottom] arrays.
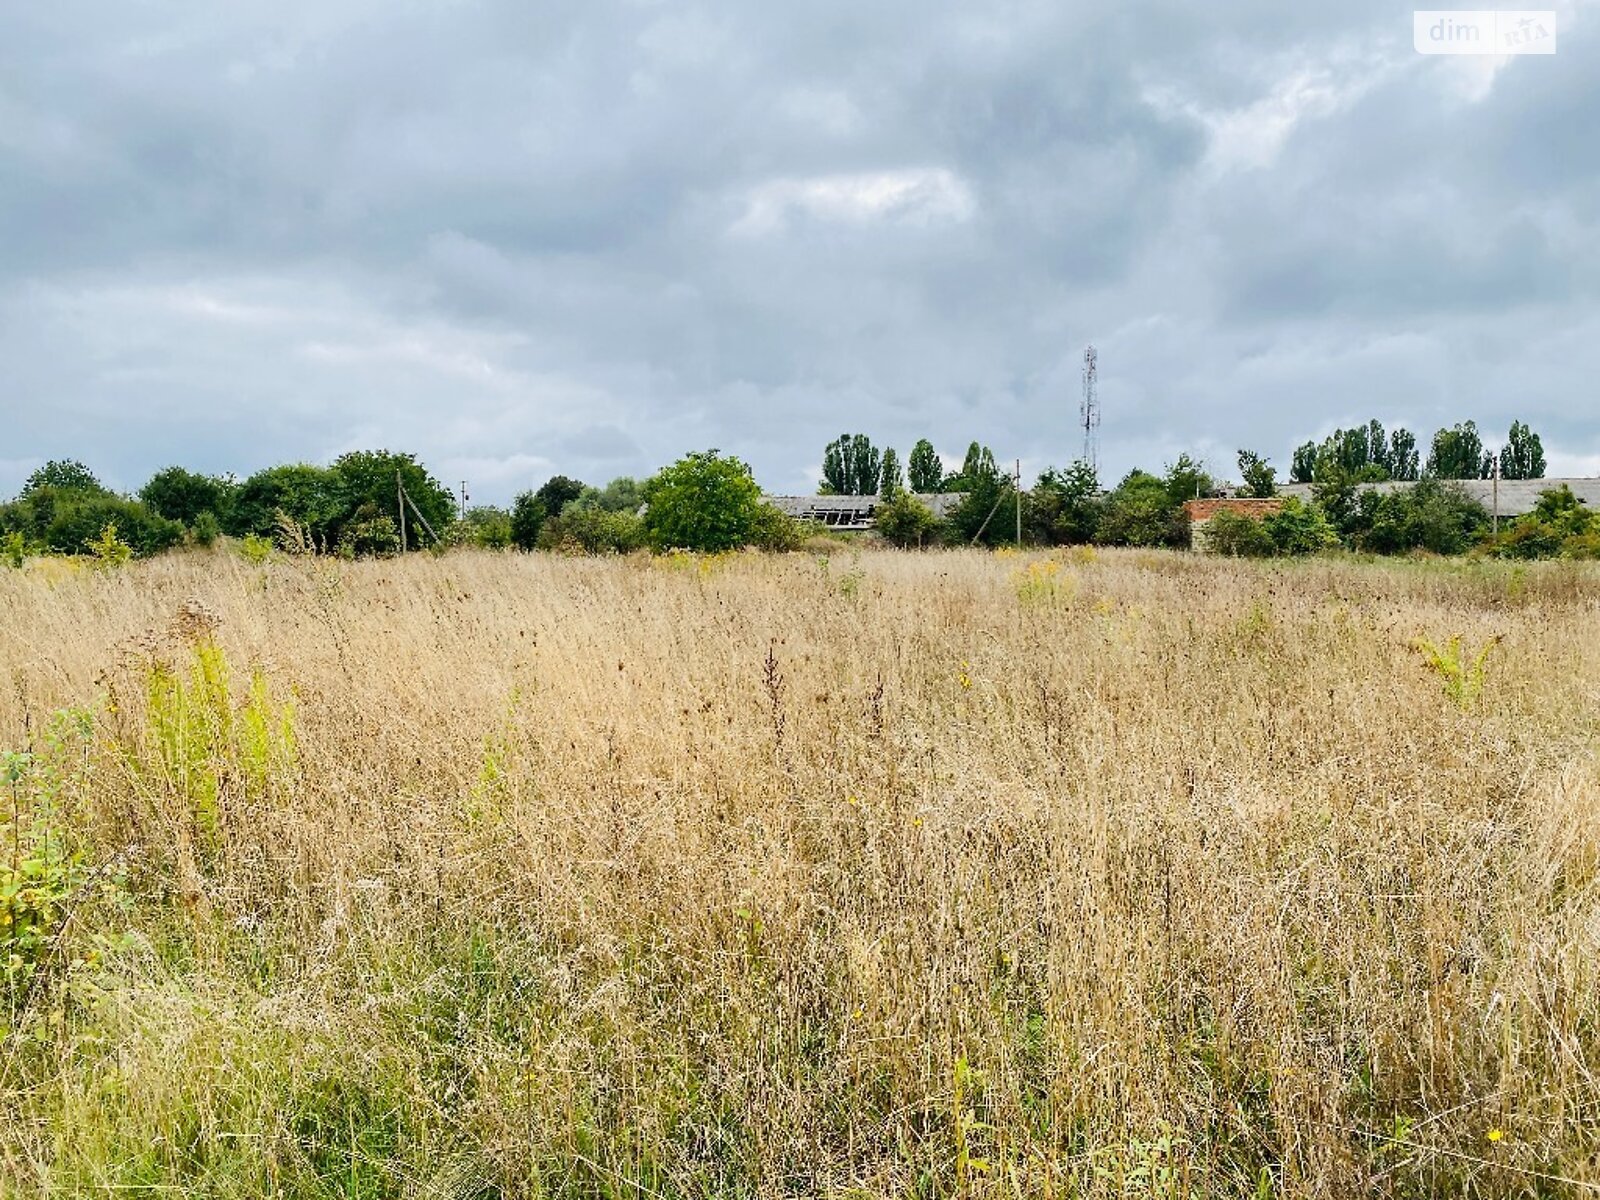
[[1415, 633, 1502, 710], [86, 522, 132, 569]]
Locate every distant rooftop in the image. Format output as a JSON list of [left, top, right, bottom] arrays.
[[766, 493, 965, 529], [1276, 478, 1599, 518]]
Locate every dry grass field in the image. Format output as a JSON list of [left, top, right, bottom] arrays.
[[1, 546, 1598, 1198]]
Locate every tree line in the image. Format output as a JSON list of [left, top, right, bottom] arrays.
[[1288, 419, 1545, 484], [821, 418, 1589, 560], [0, 449, 805, 563], [0, 415, 1583, 564]]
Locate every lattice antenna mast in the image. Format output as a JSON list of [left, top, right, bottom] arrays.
[[1080, 344, 1100, 473]]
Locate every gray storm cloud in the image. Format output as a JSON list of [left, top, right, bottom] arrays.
[[2, 0, 1597, 500]]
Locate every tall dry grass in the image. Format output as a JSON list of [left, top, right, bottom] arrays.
[[1, 546, 1598, 1198]]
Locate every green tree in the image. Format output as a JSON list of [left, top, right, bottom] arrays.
[[1236, 450, 1277, 498], [1096, 471, 1185, 547], [944, 442, 999, 492], [455, 506, 514, 549], [1388, 428, 1421, 480], [642, 450, 765, 552], [1163, 454, 1215, 505], [594, 477, 645, 513], [510, 493, 547, 551], [1426, 422, 1489, 480], [22, 460, 106, 497], [139, 466, 235, 529], [1499, 421, 1546, 480], [1310, 462, 1361, 541], [534, 475, 586, 519], [1290, 441, 1318, 484], [820, 434, 881, 495], [1308, 427, 1388, 481], [228, 464, 342, 546], [1290, 423, 1419, 484], [332, 451, 455, 550], [1027, 461, 1100, 544], [874, 493, 941, 548], [878, 448, 903, 501], [1366, 420, 1388, 474], [821, 438, 847, 495], [947, 472, 1019, 546], [907, 439, 943, 493], [851, 435, 881, 497]]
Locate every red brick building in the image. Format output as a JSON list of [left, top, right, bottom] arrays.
[[1182, 497, 1286, 552]]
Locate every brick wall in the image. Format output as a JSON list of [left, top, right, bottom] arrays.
[[1182, 497, 1286, 523], [1184, 497, 1287, 552]]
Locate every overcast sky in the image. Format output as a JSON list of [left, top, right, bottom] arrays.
[[3, 0, 1596, 502]]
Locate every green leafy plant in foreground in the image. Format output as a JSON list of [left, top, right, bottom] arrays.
[[141, 640, 297, 856], [86, 522, 132, 569], [2, 710, 101, 1006], [2, 531, 28, 569], [237, 533, 274, 564], [1415, 633, 1502, 710]]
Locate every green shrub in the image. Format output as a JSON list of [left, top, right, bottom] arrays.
[[189, 510, 222, 548], [1, 710, 105, 1002], [238, 533, 274, 564], [748, 503, 805, 552], [1026, 462, 1100, 545], [538, 506, 646, 554], [1360, 480, 1488, 556], [1096, 471, 1187, 547], [1487, 485, 1600, 560], [874, 493, 941, 548], [336, 511, 401, 558], [87, 522, 133, 568], [1, 748, 87, 994], [946, 476, 1020, 547], [1203, 511, 1276, 557], [1262, 498, 1339, 555], [45, 499, 181, 559], [455, 506, 514, 550]]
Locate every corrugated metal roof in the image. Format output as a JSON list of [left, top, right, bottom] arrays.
[[1276, 478, 1599, 518], [765, 493, 966, 528]]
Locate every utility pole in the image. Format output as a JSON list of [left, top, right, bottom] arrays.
[[459, 480, 469, 522], [397, 470, 407, 552], [1015, 459, 1023, 547], [1492, 452, 1501, 534]]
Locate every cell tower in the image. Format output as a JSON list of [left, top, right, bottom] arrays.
[[1080, 344, 1100, 473]]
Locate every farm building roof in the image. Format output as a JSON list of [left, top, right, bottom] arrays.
[[1275, 478, 1600, 518], [765, 493, 966, 529]]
